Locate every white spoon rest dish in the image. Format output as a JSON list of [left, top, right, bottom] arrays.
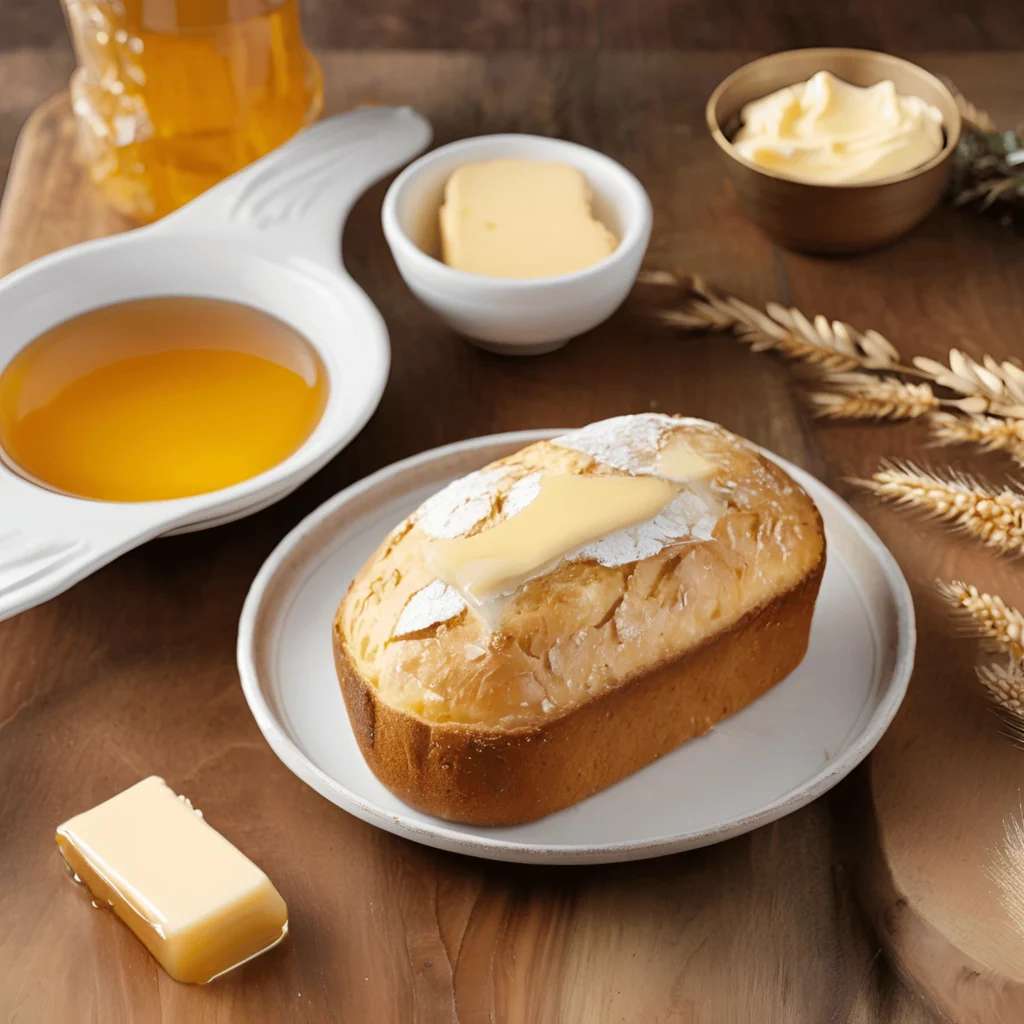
[[0, 106, 432, 622]]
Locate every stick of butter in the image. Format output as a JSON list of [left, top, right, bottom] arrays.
[[55, 776, 288, 984], [439, 159, 618, 278]]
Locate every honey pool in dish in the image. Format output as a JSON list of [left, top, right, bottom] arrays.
[[0, 297, 327, 502]]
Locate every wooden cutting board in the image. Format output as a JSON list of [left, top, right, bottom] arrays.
[[1, 51, 1023, 1024]]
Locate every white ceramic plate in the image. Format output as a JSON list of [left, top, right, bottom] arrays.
[[238, 430, 915, 864]]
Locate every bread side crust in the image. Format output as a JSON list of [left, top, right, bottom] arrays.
[[334, 556, 825, 826]]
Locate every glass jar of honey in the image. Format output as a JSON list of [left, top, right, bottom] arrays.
[[61, 0, 324, 222]]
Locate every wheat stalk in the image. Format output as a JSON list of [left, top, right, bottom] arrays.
[[937, 579, 1024, 658], [651, 274, 905, 372], [929, 411, 1024, 466], [977, 657, 1024, 718], [645, 269, 1024, 422], [856, 461, 1024, 556], [636, 269, 681, 287], [913, 351, 1024, 419], [938, 579, 1024, 727], [807, 374, 940, 421]]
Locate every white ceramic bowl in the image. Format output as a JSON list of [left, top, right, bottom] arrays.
[[381, 134, 653, 356]]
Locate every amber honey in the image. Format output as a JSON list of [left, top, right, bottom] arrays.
[[62, 0, 323, 221], [0, 298, 327, 502]]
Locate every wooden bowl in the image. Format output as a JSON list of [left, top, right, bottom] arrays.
[[706, 49, 962, 254]]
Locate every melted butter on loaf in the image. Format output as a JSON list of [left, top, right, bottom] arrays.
[[337, 416, 824, 728], [425, 473, 679, 603], [657, 437, 714, 481]]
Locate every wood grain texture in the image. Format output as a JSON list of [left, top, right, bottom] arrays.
[[1, 49, 1023, 1023], [0, 50, 74, 196], [5, 0, 1024, 52]]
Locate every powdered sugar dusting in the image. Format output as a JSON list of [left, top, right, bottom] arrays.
[[685, 479, 722, 541], [572, 490, 718, 567], [393, 579, 466, 637], [553, 413, 682, 475], [418, 469, 504, 539], [503, 472, 542, 519]]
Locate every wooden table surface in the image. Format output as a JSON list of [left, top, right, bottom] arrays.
[[4, 0, 1024, 52], [1, 50, 1023, 1024]]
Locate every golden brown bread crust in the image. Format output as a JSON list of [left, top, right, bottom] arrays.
[[338, 423, 825, 730], [334, 557, 824, 826], [334, 416, 827, 824]]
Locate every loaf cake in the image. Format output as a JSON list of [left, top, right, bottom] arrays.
[[334, 414, 826, 825]]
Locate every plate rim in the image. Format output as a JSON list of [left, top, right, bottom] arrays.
[[237, 429, 917, 864]]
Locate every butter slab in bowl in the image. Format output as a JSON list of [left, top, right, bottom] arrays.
[[381, 134, 652, 355]]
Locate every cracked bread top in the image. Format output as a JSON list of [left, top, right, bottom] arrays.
[[336, 415, 825, 730]]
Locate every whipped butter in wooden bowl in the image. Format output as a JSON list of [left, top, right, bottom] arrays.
[[707, 49, 961, 253], [732, 71, 944, 186]]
